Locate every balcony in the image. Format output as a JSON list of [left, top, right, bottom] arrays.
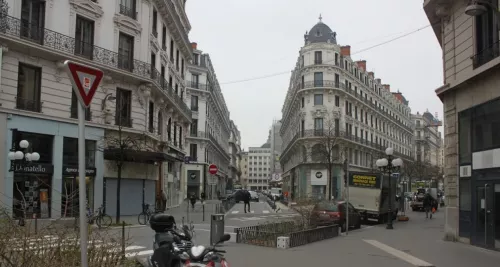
[[119, 4, 137, 20], [189, 131, 207, 138], [473, 40, 500, 69], [0, 14, 192, 121], [16, 97, 41, 113], [187, 81, 207, 90]]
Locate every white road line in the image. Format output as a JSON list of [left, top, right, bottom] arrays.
[[263, 210, 270, 214], [250, 210, 255, 213], [363, 240, 434, 267], [231, 210, 239, 214]]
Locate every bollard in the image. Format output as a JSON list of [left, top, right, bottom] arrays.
[[121, 221, 126, 259], [33, 213, 37, 235], [202, 202, 205, 221]]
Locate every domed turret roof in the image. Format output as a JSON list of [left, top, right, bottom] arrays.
[[304, 15, 337, 44]]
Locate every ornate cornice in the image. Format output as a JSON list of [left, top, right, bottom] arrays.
[[69, 0, 104, 20], [113, 14, 142, 36]]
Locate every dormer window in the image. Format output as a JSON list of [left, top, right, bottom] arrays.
[[316, 30, 321, 37]]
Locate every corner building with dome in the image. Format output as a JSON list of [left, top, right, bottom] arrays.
[[279, 17, 414, 200]]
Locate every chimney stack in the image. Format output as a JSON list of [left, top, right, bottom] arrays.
[[382, 84, 390, 91], [356, 60, 366, 72], [375, 78, 381, 84], [191, 42, 198, 50], [340, 45, 351, 56], [368, 72, 375, 78]]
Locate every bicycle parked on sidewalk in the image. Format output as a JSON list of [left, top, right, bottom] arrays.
[[138, 203, 161, 225], [75, 204, 112, 229]]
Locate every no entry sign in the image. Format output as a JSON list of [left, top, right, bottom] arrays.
[[208, 164, 218, 175]]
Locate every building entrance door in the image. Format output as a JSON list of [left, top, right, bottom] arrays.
[[494, 184, 500, 250], [474, 183, 495, 248]]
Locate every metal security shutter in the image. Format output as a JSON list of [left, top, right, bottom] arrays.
[[105, 178, 143, 216]]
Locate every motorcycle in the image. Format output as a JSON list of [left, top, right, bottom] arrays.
[[147, 214, 194, 267], [178, 234, 231, 267]]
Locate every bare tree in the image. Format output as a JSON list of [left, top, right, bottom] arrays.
[[99, 96, 161, 224], [402, 159, 442, 191], [305, 113, 343, 200]]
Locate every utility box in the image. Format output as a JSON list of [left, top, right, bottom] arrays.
[[210, 214, 225, 246]]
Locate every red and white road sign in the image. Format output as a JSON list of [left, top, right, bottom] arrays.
[[208, 164, 218, 175], [64, 60, 103, 107]]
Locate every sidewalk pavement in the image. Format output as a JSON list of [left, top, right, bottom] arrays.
[[223, 209, 500, 267]]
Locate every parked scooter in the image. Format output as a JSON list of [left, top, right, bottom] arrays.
[[178, 234, 231, 267], [147, 213, 194, 267]]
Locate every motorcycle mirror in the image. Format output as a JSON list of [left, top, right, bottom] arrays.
[[217, 234, 231, 244]]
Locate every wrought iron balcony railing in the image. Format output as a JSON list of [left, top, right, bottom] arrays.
[[119, 4, 137, 20], [0, 14, 192, 120], [187, 81, 207, 90], [473, 40, 500, 69], [16, 97, 41, 113], [189, 131, 207, 138]]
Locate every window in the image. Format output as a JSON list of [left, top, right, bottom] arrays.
[[175, 49, 180, 69], [191, 74, 199, 88], [314, 94, 323, 105], [167, 118, 172, 141], [158, 111, 163, 136], [161, 25, 167, 49], [148, 102, 154, 133], [75, 16, 94, 59], [70, 90, 91, 121], [335, 74, 340, 87], [335, 96, 339, 107], [301, 97, 305, 108], [20, 0, 45, 42], [472, 98, 500, 151], [473, 0, 499, 68], [301, 76, 304, 89], [345, 100, 349, 114], [115, 88, 132, 127], [62, 137, 96, 167], [193, 54, 199, 65], [152, 8, 158, 37], [191, 119, 198, 135], [175, 84, 179, 95], [179, 126, 183, 148], [119, 0, 136, 20], [334, 119, 339, 136], [191, 95, 199, 111], [17, 63, 42, 112], [170, 39, 174, 59], [301, 120, 305, 136], [181, 59, 185, 77], [151, 52, 156, 77], [314, 51, 322, 64], [314, 118, 323, 130], [189, 144, 198, 161], [459, 178, 471, 237], [118, 32, 134, 71], [314, 72, 323, 87]]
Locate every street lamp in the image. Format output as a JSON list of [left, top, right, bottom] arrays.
[[465, 0, 493, 16], [376, 147, 403, 230], [8, 140, 40, 171]]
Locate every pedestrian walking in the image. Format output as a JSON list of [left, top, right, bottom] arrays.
[[423, 191, 434, 219], [161, 190, 168, 212], [189, 192, 197, 210], [200, 192, 205, 204], [243, 190, 251, 213]]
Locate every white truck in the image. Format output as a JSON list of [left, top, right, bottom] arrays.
[[348, 172, 397, 224], [270, 187, 282, 201]]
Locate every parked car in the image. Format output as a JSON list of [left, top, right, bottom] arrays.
[[249, 191, 259, 202], [310, 200, 362, 232]]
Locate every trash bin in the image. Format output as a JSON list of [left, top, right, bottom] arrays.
[[210, 214, 225, 246]]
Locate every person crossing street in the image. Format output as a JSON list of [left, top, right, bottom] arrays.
[[243, 189, 251, 213]]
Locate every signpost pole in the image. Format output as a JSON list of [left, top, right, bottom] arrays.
[[345, 159, 349, 236], [77, 102, 88, 267]]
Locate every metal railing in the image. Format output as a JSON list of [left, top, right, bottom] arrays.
[[187, 81, 207, 90], [288, 225, 339, 247], [0, 14, 192, 120], [119, 4, 136, 20], [16, 97, 41, 113], [189, 131, 208, 138], [473, 40, 500, 69], [234, 221, 297, 247]]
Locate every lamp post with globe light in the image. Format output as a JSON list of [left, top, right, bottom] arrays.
[[376, 147, 403, 230], [7, 139, 40, 171]]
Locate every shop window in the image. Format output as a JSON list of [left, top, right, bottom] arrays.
[[62, 137, 96, 167], [472, 98, 500, 151], [61, 175, 93, 217], [13, 175, 51, 219], [459, 178, 472, 238], [15, 131, 53, 164]]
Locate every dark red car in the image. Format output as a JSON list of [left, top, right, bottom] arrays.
[[310, 200, 362, 231]]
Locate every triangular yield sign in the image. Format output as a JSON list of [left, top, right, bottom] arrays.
[[64, 60, 104, 107]]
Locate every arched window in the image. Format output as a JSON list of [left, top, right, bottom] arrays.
[[311, 144, 326, 162]]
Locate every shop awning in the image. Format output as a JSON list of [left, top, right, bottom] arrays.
[[103, 149, 180, 163]]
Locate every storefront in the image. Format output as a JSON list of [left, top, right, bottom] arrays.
[[2, 115, 105, 219], [458, 97, 500, 250], [61, 166, 96, 217]]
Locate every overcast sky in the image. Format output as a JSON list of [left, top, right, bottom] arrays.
[[185, 0, 443, 150]]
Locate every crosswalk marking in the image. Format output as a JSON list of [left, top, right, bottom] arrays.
[[250, 210, 254, 213], [231, 210, 240, 214], [263, 210, 270, 214]]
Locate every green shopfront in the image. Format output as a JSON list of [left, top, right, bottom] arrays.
[[458, 97, 500, 250]]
